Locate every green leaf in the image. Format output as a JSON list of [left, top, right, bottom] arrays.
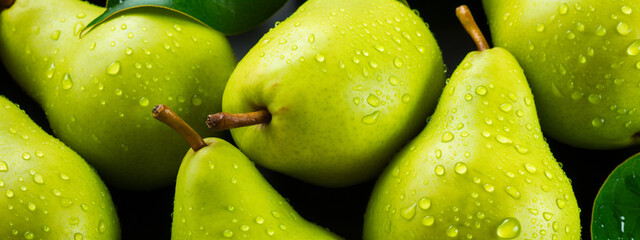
[[592, 153, 640, 239], [83, 0, 288, 36]]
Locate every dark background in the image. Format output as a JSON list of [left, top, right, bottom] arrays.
[[1, 0, 639, 239]]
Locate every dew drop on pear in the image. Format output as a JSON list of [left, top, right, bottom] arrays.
[[496, 217, 521, 239]]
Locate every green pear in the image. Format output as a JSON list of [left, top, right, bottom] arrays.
[[151, 104, 341, 239], [0, 95, 119, 239], [0, 0, 236, 189], [364, 6, 580, 239], [482, 0, 640, 149], [209, 0, 445, 187]]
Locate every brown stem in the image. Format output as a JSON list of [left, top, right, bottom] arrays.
[[1, 0, 14, 9], [207, 109, 271, 132], [456, 5, 490, 51], [152, 104, 207, 151]]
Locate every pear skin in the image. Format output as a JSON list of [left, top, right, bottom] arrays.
[[220, 0, 445, 187], [482, 0, 640, 149], [172, 138, 341, 239], [0, 0, 236, 189], [364, 47, 581, 239], [0, 95, 120, 239]]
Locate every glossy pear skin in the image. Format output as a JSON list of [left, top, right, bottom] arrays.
[[482, 0, 640, 149], [223, 0, 445, 187], [0, 96, 119, 239], [0, 0, 236, 189], [364, 48, 580, 239], [172, 138, 341, 239]]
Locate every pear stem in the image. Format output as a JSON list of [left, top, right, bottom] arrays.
[[1, 0, 14, 9], [152, 104, 207, 151], [206, 109, 271, 132], [456, 5, 490, 51]]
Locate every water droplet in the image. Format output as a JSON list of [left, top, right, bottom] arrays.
[[241, 225, 250, 231], [504, 186, 521, 199], [362, 111, 380, 124], [622, 5, 633, 14], [191, 95, 202, 106], [59, 173, 70, 180], [308, 34, 315, 43], [536, 24, 545, 32], [543, 212, 554, 221], [106, 61, 121, 75], [483, 184, 495, 192], [138, 97, 149, 107], [62, 73, 73, 90], [475, 86, 488, 95], [255, 216, 264, 224], [278, 38, 287, 44], [22, 152, 31, 160], [627, 40, 640, 55], [24, 232, 34, 239], [559, 3, 569, 14], [441, 132, 455, 142], [369, 61, 378, 68], [375, 44, 385, 52], [422, 216, 435, 226], [388, 76, 399, 86], [435, 149, 442, 159], [33, 174, 44, 184], [592, 117, 605, 128], [401, 94, 411, 103], [524, 163, 537, 173], [223, 229, 233, 238], [98, 220, 107, 233], [617, 22, 631, 35], [419, 198, 431, 210], [315, 53, 325, 62], [266, 228, 275, 236], [367, 94, 380, 107], [496, 135, 513, 144], [400, 204, 417, 220], [556, 199, 566, 209], [446, 225, 459, 237], [454, 162, 467, 174], [394, 58, 403, 68], [496, 218, 521, 238], [0, 161, 7, 171], [500, 103, 513, 112], [596, 25, 607, 36], [6, 189, 15, 198], [435, 165, 445, 176], [28, 202, 36, 211], [51, 30, 61, 40]]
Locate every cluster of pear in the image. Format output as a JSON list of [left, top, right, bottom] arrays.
[[0, 0, 638, 238]]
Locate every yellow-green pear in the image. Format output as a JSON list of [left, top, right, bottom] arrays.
[[152, 104, 341, 239], [364, 6, 580, 239], [0, 0, 236, 189], [482, 0, 640, 149], [208, 0, 445, 187], [0, 95, 119, 239]]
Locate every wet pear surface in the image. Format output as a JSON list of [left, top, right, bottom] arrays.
[[364, 48, 581, 239], [483, 0, 640, 149], [0, 96, 119, 239], [0, 0, 236, 189], [223, 0, 446, 187], [172, 138, 340, 239]]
